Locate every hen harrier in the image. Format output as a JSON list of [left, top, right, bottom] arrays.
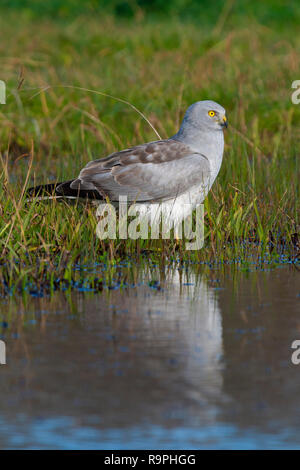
[[27, 100, 227, 225]]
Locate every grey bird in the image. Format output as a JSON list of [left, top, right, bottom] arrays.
[[27, 100, 227, 225]]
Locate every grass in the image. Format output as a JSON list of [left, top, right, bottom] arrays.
[[0, 8, 299, 296]]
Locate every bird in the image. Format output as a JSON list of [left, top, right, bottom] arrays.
[[27, 100, 227, 226]]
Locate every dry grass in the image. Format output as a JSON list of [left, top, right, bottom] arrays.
[[0, 13, 299, 295]]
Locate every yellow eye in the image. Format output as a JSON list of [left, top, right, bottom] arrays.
[[208, 110, 216, 117]]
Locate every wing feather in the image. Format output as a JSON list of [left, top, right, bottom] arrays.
[[68, 139, 211, 202]]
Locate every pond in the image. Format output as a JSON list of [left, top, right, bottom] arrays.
[[0, 263, 299, 449]]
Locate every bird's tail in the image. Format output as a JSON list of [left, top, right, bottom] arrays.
[[26, 180, 102, 202]]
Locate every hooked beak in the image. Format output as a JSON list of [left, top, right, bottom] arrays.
[[220, 115, 228, 128]]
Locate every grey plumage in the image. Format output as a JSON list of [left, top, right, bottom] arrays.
[[68, 140, 211, 202], [28, 100, 227, 223]]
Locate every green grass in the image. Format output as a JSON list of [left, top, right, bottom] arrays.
[[0, 8, 299, 295]]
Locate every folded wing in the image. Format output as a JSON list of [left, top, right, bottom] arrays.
[[63, 139, 211, 202]]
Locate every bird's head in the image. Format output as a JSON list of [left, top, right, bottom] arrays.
[[182, 100, 227, 132]]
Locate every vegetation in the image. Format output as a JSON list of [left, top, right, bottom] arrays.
[[0, 2, 299, 295]]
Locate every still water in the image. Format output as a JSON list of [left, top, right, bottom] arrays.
[[0, 263, 299, 449]]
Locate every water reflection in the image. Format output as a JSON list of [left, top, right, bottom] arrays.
[[0, 265, 299, 448]]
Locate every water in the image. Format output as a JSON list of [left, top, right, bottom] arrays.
[[0, 264, 299, 449]]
